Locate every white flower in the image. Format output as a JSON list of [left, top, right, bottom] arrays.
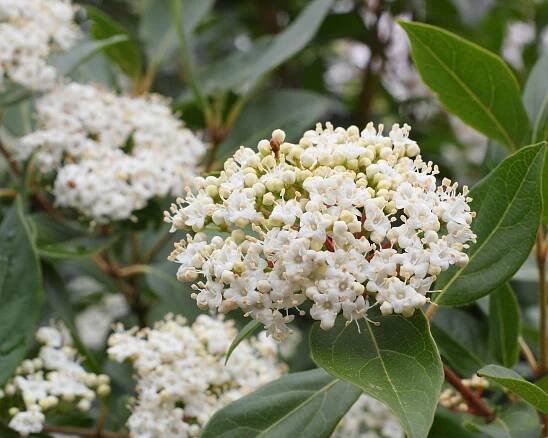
[[107, 314, 285, 438], [3, 322, 109, 436], [18, 82, 206, 223], [8, 410, 45, 436], [166, 123, 476, 340], [0, 0, 80, 90]]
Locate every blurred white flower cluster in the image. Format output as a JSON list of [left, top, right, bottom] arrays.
[[107, 314, 285, 437], [165, 123, 476, 340], [1, 323, 110, 436], [76, 293, 129, 350], [0, 0, 79, 90], [18, 82, 207, 222], [334, 394, 404, 438], [439, 374, 489, 413]]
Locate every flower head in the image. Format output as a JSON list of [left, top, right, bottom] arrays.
[[18, 82, 207, 223], [0, 0, 80, 90], [107, 314, 285, 438], [166, 123, 476, 340]]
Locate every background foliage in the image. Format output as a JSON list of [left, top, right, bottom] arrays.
[[0, 0, 547, 437]]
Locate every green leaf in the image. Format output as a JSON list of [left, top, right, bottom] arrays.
[[478, 365, 548, 413], [310, 312, 443, 438], [434, 142, 545, 306], [431, 323, 485, 377], [225, 320, 261, 365], [144, 262, 201, 321], [429, 407, 481, 438], [201, 369, 361, 438], [140, 0, 214, 70], [37, 236, 118, 260], [488, 284, 520, 367], [52, 35, 129, 77], [217, 89, 331, 161], [86, 6, 143, 79], [0, 198, 43, 385], [523, 53, 548, 143], [399, 21, 530, 150], [197, 0, 333, 94], [523, 54, 548, 224], [465, 402, 541, 438]]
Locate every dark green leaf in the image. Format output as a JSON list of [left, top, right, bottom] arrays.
[[198, 0, 333, 94], [217, 89, 331, 161], [86, 6, 143, 78], [225, 320, 261, 365], [140, 0, 214, 70], [478, 365, 548, 413], [144, 262, 201, 321], [488, 284, 520, 367], [52, 35, 129, 77], [429, 407, 481, 438], [434, 143, 545, 306], [37, 236, 118, 260], [399, 21, 530, 150], [310, 312, 443, 438], [465, 402, 541, 438], [523, 53, 548, 143], [431, 323, 485, 377], [0, 198, 43, 385], [201, 368, 361, 438]]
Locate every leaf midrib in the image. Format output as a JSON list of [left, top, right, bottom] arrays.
[[365, 321, 412, 436], [409, 27, 516, 149], [435, 147, 541, 302], [255, 379, 339, 437]]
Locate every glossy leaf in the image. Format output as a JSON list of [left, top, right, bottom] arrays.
[[37, 236, 118, 260], [431, 323, 485, 377], [429, 408, 481, 438], [52, 35, 129, 77], [465, 402, 541, 437], [523, 54, 548, 223], [140, 0, 214, 70], [310, 312, 443, 438], [434, 142, 545, 306], [0, 198, 43, 385], [488, 284, 520, 367], [198, 0, 333, 94], [217, 89, 331, 161], [478, 365, 548, 413], [86, 6, 143, 78], [201, 369, 361, 438], [399, 21, 530, 150], [225, 320, 261, 364], [523, 53, 548, 143]]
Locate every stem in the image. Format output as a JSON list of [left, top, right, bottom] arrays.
[[425, 302, 438, 320], [0, 140, 21, 177], [142, 231, 173, 263], [43, 424, 127, 438], [536, 228, 547, 376], [0, 188, 17, 197], [170, 0, 210, 119], [518, 336, 540, 377], [443, 365, 494, 420]]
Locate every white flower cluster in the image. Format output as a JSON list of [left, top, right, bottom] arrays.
[[166, 123, 476, 340], [1, 323, 110, 436], [18, 82, 206, 222], [76, 293, 129, 350], [107, 314, 285, 437], [334, 394, 404, 438], [0, 0, 79, 90]]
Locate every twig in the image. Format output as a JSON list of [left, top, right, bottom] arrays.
[[518, 336, 540, 377], [536, 228, 547, 376], [0, 140, 21, 177], [43, 424, 127, 438], [443, 364, 494, 420]]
